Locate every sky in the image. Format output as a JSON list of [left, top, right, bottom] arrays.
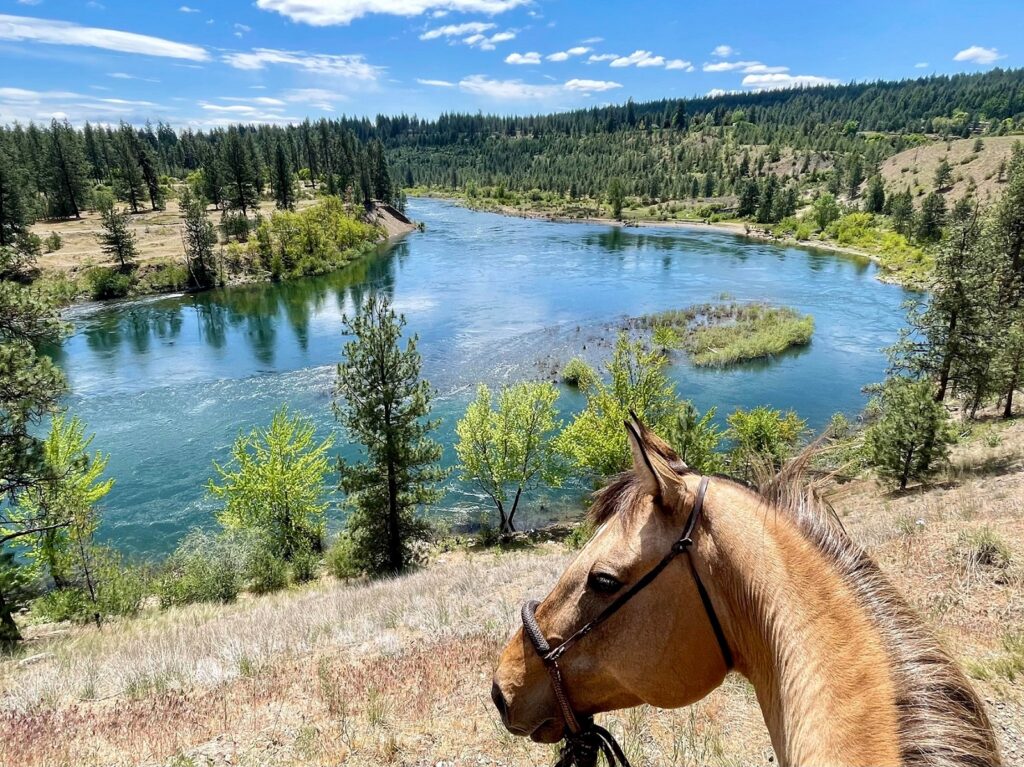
[[0, 0, 1021, 128]]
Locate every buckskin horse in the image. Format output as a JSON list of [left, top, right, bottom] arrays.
[[492, 416, 1000, 767]]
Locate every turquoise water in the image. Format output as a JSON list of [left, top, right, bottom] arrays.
[[53, 198, 913, 556]]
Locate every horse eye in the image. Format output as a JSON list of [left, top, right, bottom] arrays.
[[588, 572, 623, 595]]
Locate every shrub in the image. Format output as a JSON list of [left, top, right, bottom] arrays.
[[564, 521, 594, 551], [726, 406, 805, 480], [244, 544, 288, 595], [561, 357, 594, 388], [221, 211, 251, 242], [33, 588, 92, 624], [44, 232, 63, 252], [325, 534, 360, 580], [157, 531, 242, 608], [85, 267, 133, 300], [139, 263, 189, 293], [290, 549, 320, 584]]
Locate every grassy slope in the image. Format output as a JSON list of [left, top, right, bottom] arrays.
[[2, 422, 1023, 767], [879, 135, 1021, 204]]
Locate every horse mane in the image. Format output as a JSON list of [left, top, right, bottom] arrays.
[[588, 446, 1001, 767]]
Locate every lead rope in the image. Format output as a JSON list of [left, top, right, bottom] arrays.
[[521, 476, 729, 767]]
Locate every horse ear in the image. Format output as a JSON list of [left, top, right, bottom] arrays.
[[624, 419, 684, 511], [628, 410, 687, 469]]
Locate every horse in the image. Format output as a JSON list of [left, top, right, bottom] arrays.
[[492, 416, 1000, 766]]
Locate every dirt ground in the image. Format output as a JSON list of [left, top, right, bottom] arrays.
[[1, 421, 1022, 767]]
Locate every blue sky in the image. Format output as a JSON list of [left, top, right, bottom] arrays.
[[0, 0, 1020, 128]]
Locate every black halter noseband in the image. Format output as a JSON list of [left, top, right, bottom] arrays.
[[520, 476, 733, 767]]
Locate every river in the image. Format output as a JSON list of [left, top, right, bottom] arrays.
[[52, 198, 913, 556]]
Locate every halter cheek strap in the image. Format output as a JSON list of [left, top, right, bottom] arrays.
[[520, 476, 732, 767]]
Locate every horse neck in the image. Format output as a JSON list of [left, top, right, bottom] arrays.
[[700, 481, 903, 767]]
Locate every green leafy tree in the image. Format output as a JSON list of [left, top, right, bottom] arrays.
[[9, 415, 113, 627], [273, 139, 297, 210], [661, 401, 725, 474], [209, 406, 333, 560], [180, 189, 219, 289], [99, 206, 138, 271], [333, 295, 446, 574], [865, 377, 957, 490], [556, 333, 677, 479], [725, 406, 805, 480], [811, 192, 841, 231], [455, 382, 565, 534], [607, 178, 625, 220]]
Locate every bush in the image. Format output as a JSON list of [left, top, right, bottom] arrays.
[[325, 534, 360, 580], [564, 521, 594, 551], [44, 232, 63, 252], [85, 267, 133, 300], [139, 263, 189, 293], [33, 588, 92, 624], [952, 527, 1012, 571], [221, 211, 251, 243], [157, 531, 242, 608], [243, 542, 289, 595], [290, 550, 320, 584], [92, 548, 152, 618], [726, 406, 805, 479], [561, 356, 594, 388]]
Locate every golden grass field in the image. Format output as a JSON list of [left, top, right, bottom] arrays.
[[1, 421, 1023, 767]]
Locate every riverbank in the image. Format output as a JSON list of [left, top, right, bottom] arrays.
[[2, 419, 1021, 766], [30, 199, 417, 307], [412, 192, 927, 288]]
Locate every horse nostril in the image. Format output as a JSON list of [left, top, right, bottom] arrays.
[[491, 680, 509, 723]]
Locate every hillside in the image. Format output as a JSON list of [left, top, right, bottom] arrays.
[[879, 135, 1021, 203], [2, 421, 1022, 767]]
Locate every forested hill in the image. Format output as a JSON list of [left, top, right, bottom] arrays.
[[377, 68, 1024, 195]]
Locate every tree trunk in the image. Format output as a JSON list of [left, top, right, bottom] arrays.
[[505, 486, 524, 534], [0, 590, 22, 645], [1006, 374, 1018, 418], [936, 312, 957, 401], [900, 447, 914, 491]]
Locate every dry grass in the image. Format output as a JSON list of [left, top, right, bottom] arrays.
[[2, 423, 1024, 766], [878, 135, 1020, 204]]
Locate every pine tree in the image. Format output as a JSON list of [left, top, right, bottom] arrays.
[[607, 178, 625, 220], [864, 175, 886, 213], [887, 188, 916, 237], [272, 140, 296, 210], [98, 207, 138, 271], [201, 152, 224, 210], [113, 126, 146, 214], [137, 143, 164, 211], [916, 191, 947, 243], [0, 140, 29, 248], [333, 295, 445, 575], [865, 377, 957, 490], [0, 282, 66, 642], [45, 120, 90, 219], [180, 188, 218, 289], [219, 129, 259, 216], [934, 157, 953, 191], [991, 143, 1024, 415], [737, 179, 759, 218]]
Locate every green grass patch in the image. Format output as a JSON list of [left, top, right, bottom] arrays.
[[640, 302, 814, 367], [823, 212, 933, 284]]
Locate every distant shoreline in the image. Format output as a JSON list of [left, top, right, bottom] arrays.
[[416, 194, 909, 287]]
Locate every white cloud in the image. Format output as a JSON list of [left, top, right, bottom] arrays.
[[505, 50, 540, 65], [108, 72, 160, 83], [0, 13, 210, 60], [222, 48, 382, 80], [255, 0, 529, 26], [741, 63, 789, 74], [665, 59, 693, 71], [580, 36, 602, 44], [477, 30, 514, 49], [416, 78, 455, 86], [459, 74, 561, 100], [564, 78, 621, 92], [587, 53, 617, 63], [179, 5, 201, 13], [610, 50, 664, 68], [707, 88, 729, 98], [0, 86, 172, 124], [419, 21, 494, 40], [711, 44, 734, 57], [953, 45, 1003, 65], [220, 95, 287, 106], [282, 88, 347, 109], [914, 61, 929, 68], [703, 59, 769, 72], [741, 73, 839, 90], [547, 45, 590, 61]]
